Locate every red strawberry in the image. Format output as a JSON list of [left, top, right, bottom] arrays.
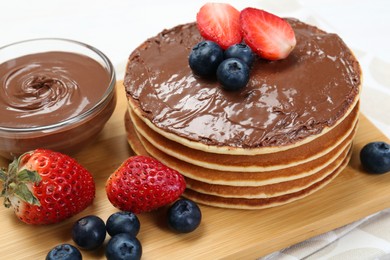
[[240, 7, 296, 60], [106, 155, 186, 214], [0, 149, 95, 225], [196, 3, 242, 49]]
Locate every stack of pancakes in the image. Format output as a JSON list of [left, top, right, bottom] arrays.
[[123, 19, 361, 209]]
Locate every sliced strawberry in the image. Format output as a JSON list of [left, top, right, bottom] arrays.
[[196, 3, 242, 49], [240, 8, 296, 60]]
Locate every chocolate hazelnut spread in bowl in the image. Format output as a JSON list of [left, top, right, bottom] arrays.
[[0, 38, 116, 159]]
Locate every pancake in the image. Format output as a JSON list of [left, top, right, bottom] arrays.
[[128, 103, 359, 172], [123, 17, 362, 209], [124, 21, 361, 155], [183, 145, 350, 198], [126, 114, 351, 197], [125, 110, 357, 186], [125, 116, 352, 208], [182, 156, 349, 210]]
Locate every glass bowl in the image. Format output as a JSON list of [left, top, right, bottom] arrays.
[[0, 38, 117, 159]]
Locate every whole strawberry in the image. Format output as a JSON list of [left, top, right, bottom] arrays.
[[106, 155, 186, 214], [0, 149, 95, 225]]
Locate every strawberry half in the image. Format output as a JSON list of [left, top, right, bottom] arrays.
[[196, 2, 242, 49], [106, 155, 186, 214], [240, 7, 296, 60], [0, 149, 95, 225]]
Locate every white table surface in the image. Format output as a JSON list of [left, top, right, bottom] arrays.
[[1, 0, 390, 259]]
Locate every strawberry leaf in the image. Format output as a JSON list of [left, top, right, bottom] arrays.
[[7, 159, 19, 177], [17, 169, 42, 183], [14, 183, 41, 206], [0, 187, 6, 198], [3, 198, 11, 208], [0, 169, 6, 182]]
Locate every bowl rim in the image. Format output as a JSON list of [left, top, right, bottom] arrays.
[[0, 38, 116, 133]]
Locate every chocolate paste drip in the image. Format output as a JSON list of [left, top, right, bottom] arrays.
[[124, 20, 361, 148]]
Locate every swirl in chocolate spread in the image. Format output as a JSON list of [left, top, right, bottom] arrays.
[[124, 19, 361, 148], [0, 51, 110, 128]]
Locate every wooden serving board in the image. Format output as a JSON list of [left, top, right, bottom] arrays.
[[1, 83, 389, 259]]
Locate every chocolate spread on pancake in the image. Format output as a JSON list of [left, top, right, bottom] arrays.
[[124, 19, 361, 148], [0, 51, 111, 128]]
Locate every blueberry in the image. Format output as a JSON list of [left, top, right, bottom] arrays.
[[225, 43, 255, 67], [106, 211, 140, 237], [189, 40, 224, 77], [105, 233, 142, 260], [360, 141, 390, 174], [167, 199, 201, 233], [46, 244, 82, 260], [72, 215, 106, 250], [216, 58, 250, 91]]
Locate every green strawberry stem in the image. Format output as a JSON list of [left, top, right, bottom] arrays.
[[0, 155, 42, 208]]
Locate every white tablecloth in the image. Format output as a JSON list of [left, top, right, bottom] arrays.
[[1, 1, 389, 259]]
